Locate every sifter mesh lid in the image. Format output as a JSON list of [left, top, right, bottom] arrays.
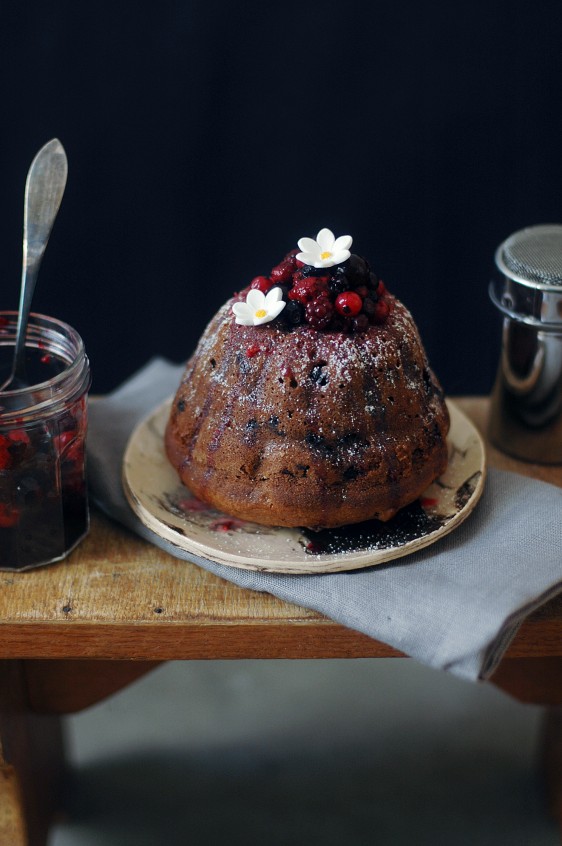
[[497, 224, 562, 288]]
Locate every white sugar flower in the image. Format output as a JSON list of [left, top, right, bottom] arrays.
[[296, 228, 353, 268], [232, 287, 286, 326]]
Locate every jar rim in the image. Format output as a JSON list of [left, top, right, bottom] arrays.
[[0, 311, 86, 395], [0, 311, 90, 423]]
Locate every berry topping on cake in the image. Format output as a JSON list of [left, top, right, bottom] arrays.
[[232, 229, 391, 333]]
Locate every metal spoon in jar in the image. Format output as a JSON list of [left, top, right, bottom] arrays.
[[0, 138, 68, 392]]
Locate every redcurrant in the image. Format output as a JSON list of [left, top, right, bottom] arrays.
[[335, 291, 363, 317]]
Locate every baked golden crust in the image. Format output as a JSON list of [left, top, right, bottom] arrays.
[[165, 294, 450, 529]]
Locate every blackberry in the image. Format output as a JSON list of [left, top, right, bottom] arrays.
[[281, 300, 304, 326], [305, 292, 334, 330], [328, 274, 349, 295], [344, 254, 369, 286], [361, 297, 377, 317]]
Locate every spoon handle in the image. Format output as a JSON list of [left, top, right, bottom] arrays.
[[13, 139, 68, 381]]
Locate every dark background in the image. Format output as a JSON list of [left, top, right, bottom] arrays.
[[1, 1, 562, 395]]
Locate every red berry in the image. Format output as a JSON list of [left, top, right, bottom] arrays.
[[56, 430, 76, 450], [289, 276, 329, 304], [283, 249, 299, 268], [0, 444, 11, 471], [372, 299, 390, 324], [305, 292, 334, 330], [0, 503, 19, 528], [246, 344, 261, 358], [8, 429, 30, 445], [376, 280, 387, 297], [250, 276, 272, 294], [270, 259, 294, 284], [335, 291, 363, 317], [65, 440, 84, 464]]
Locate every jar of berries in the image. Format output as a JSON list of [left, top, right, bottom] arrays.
[[0, 312, 91, 570]]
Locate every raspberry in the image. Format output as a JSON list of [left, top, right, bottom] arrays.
[[283, 249, 300, 269], [250, 276, 272, 294], [305, 292, 334, 330], [289, 276, 329, 305], [335, 291, 363, 317], [270, 259, 294, 284]]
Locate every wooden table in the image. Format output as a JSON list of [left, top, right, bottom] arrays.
[[1, 397, 561, 844]]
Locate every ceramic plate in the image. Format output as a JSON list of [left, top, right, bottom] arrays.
[[122, 399, 486, 574]]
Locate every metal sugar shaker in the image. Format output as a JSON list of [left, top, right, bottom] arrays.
[[489, 224, 562, 463]]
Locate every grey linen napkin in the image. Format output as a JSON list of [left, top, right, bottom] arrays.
[[87, 358, 562, 683]]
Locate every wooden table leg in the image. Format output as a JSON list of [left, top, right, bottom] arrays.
[[541, 707, 562, 837], [0, 657, 160, 845], [491, 658, 562, 833], [0, 660, 65, 846]]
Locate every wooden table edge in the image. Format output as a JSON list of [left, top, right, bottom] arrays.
[[0, 396, 560, 665]]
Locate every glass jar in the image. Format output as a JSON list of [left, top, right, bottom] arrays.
[[0, 312, 91, 570]]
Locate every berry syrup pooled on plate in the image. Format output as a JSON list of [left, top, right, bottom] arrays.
[[0, 315, 90, 570]]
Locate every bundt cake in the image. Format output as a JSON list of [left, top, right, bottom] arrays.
[[165, 229, 450, 529]]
